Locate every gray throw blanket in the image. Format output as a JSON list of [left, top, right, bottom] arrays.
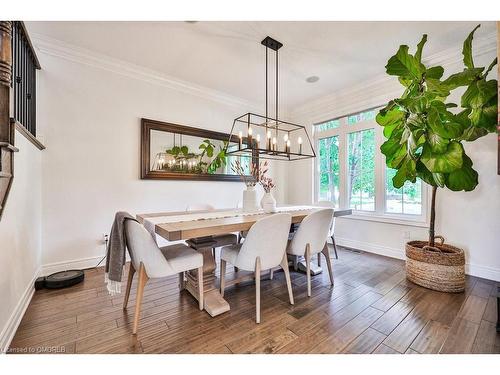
[[104, 211, 137, 295]]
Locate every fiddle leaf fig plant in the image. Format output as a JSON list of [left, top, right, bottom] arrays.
[[377, 24, 497, 248]]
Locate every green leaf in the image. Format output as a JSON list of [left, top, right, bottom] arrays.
[[463, 24, 480, 69], [445, 155, 478, 191], [415, 34, 427, 63], [469, 99, 497, 131], [416, 161, 442, 187], [206, 146, 214, 158], [376, 106, 405, 127], [460, 126, 488, 141], [392, 157, 417, 188], [443, 68, 483, 90], [432, 172, 446, 188], [426, 78, 450, 96], [427, 128, 449, 153], [426, 66, 444, 79], [484, 57, 497, 78], [386, 45, 423, 80], [421, 141, 463, 173], [476, 79, 497, 105], [180, 146, 189, 156], [381, 138, 401, 163], [383, 122, 401, 138], [427, 106, 463, 138]]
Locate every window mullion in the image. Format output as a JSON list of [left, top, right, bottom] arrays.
[[375, 126, 385, 215]]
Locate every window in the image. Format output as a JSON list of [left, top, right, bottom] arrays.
[[318, 135, 340, 208], [348, 129, 375, 211], [385, 167, 422, 215], [315, 108, 426, 223]]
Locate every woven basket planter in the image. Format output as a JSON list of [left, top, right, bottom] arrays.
[[405, 238, 465, 293]]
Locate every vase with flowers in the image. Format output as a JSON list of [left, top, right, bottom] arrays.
[[232, 159, 261, 212], [259, 175, 276, 213]]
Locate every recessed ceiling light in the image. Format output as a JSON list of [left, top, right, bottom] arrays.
[[306, 76, 319, 83]]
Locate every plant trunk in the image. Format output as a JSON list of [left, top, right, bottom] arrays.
[[429, 186, 437, 247]]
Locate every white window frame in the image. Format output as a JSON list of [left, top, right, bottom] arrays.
[[314, 109, 429, 227]]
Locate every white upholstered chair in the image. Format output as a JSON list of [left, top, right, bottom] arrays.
[[123, 220, 204, 334], [219, 213, 294, 323], [317, 201, 339, 259], [286, 209, 334, 297]]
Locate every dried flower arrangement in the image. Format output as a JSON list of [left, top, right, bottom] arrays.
[[231, 159, 259, 187], [260, 176, 275, 193], [231, 159, 275, 192]]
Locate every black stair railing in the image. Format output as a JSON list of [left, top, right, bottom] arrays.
[[12, 21, 40, 137]]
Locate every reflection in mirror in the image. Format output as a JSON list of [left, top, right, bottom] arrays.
[[141, 118, 255, 181], [150, 130, 234, 175]]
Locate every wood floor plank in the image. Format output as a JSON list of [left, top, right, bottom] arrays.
[[370, 301, 414, 336], [341, 327, 387, 354], [471, 320, 500, 354], [310, 307, 384, 353], [9, 247, 496, 354], [410, 320, 449, 354], [440, 318, 479, 354], [481, 296, 498, 323], [372, 343, 401, 354], [457, 295, 488, 324], [371, 285, 410, 312]]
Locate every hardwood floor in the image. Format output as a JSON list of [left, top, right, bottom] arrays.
[[8, 246, 500, 354]]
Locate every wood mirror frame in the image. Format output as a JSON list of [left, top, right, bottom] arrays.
[[141, 118, 256, 181]]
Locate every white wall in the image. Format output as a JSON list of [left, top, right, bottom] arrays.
[[287, 44, 500, 281], [36, 49, 286, 273], [0, 132, 42, 352]]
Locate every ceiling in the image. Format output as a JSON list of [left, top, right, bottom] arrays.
[[26, 21, 495, 113]]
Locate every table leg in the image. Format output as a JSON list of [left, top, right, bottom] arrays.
[[185, 245, 230, 317]]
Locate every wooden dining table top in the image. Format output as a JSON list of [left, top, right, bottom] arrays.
[[136, 206, 352, 241]]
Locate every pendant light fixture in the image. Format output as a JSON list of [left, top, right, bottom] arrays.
[[226, 36, 315, 161]]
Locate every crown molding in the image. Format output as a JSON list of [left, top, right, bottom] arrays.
[[31, 33, 261, 112], [291, 31, 497, 120]]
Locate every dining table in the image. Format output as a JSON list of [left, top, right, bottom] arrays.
[[136, 205, 352, 317]]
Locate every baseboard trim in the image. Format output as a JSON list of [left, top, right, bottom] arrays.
[[0, 267, 40, 354], [41, 253, 130, 276], [335, 236, 500, 282], [335, 237, 405, 261], [41, 255, 104, 276]]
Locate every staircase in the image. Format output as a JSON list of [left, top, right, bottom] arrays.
[[0, 21, 16, 219], [0, 140, 18, 218]]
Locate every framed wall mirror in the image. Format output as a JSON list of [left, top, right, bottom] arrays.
[[141, 118, 255, 181]]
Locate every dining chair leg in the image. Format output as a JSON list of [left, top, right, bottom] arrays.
[[197, 266, 204, 310], [293, 255, 299, 271], [317, 253, 321, 267], [280, 255, 294, 305], [123, 262, 135, 309], [220, 259, 226, 297], [331, 235, 339, 259], [178, 271, 185, 291], [305, 244, 311, 297], [133, 262, 149, 335], [255, 257, 261, 324], [322, 243, 334, 286], [212, 247, 216, 258], [269, 268, 274, 280]]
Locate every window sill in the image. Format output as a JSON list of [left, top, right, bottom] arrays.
[[340, 211, 429, 228]]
